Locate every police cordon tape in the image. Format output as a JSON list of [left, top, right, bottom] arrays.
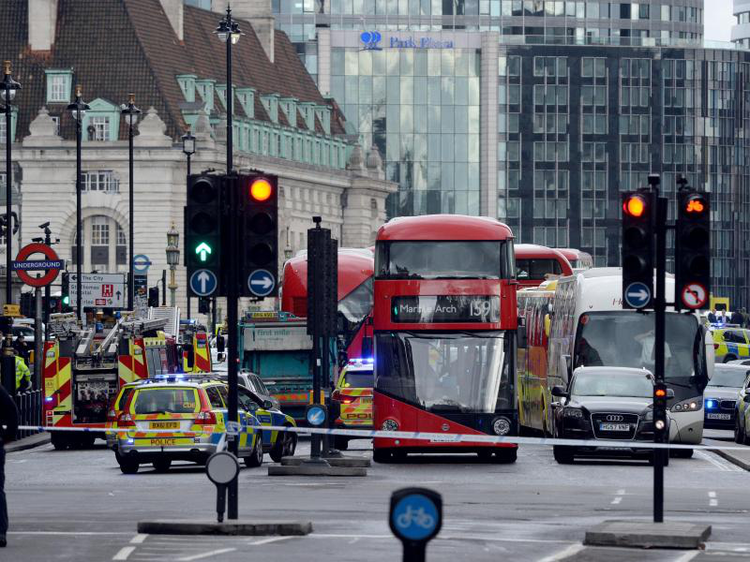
[[15, 424, 748, 451]]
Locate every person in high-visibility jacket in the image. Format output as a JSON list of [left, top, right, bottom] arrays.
[[15, 356, 30, 392]]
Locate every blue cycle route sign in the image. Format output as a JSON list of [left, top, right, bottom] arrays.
[[190, 269, 218, 297], [305, 405, 326, 427], [624, 282, 652, 309]]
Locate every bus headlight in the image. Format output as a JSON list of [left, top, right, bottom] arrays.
[[381, 419, 399, 432], [671, 398, 702, 412], [492, 417, 511, 436]]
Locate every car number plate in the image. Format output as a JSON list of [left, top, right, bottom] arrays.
[[150, 421, 180, 429], [706, 413, 731, 420], [599, 423, 630, 431]]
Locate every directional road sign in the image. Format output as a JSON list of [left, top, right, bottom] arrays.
[[681, 282, 708, 310], [68, 273, 126, 309], [624, 282, 652, 309], [247, 269, 275, 297], [305, 404, 327, 427], [190, 269, 218, 297], [13, 243, 64, 287], [132, 254, 152, 273]]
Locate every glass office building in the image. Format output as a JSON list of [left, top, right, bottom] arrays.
[[268, 0, 750, 305]]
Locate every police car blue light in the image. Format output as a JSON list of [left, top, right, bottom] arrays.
[[705, 399, 717, 409]]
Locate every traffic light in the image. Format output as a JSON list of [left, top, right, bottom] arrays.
[[148, 287, 159, 308], [240, 174, 279, 298], [61, 272, 71, 312], [621, 191, 655, 309], [198, 297, 210, 314], [47, 296, 61, 313], [675, 189, 711, 311], [186, 174, 222, 298], [653, 382, 668, 439]]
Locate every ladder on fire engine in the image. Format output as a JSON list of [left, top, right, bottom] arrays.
[[148, 306, 180, 338]]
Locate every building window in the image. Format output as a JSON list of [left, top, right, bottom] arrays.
[[45, 71, 72, 104], [83, 171, 119, 192], [90, 116, 110, 141], [92, 218, 110, 246]]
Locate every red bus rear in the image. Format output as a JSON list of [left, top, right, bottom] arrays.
[[514, 244, 573, 288], [556, 248, 593, 270], [372, 215, 519, 463], [281, 248, 374, 358]]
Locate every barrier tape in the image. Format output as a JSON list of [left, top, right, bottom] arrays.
[[15, 424, 748, 452]]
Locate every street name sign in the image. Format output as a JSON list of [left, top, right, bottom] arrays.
[[69, 273, 126, 308], [13, 243, 64, 287]]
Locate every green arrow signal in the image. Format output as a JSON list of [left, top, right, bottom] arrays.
[[195, 242, 212, 262]]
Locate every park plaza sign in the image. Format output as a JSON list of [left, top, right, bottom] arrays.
[[360, 31, 455, 50]]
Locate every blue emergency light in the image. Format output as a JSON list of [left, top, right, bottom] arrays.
[[705, 399, 717, 409]]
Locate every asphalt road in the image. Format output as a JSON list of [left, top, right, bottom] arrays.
[[5, 431, 750, 562]]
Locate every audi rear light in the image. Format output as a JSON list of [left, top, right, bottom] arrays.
[[196, 410, 217, 425], [118, 413, 136, 428]]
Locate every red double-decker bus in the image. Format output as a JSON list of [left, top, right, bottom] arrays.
[[514, 244, 573, 288], [372, 215, 519, 463], [281, 248, 374, 358]]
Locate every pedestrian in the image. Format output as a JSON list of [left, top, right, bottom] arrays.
[[707, 309, 717, 324], [731, 309, 744, 326], [15, 357, 30, 392], [0, 382, 19, 547], [12, 334, 29, 366]]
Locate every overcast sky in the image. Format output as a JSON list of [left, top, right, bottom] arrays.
[[704, 0, 734, 42]]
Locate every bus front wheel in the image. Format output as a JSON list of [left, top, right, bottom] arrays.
[[492, 448, 517, 464], [553, 445, 574, 464], [373, 449, 393, 463]]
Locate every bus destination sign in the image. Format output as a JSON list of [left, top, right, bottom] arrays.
[[391, 296, 500, 324]]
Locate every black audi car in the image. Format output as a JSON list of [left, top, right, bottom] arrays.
[[551, 367, 672, 464]]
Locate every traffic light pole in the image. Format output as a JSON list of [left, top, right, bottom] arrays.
[[226, 177, 239, 520], [654, 191, 667, 523]]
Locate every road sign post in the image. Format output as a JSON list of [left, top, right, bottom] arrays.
[[389, 488, 442, 562]]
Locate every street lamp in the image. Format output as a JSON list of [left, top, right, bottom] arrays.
[[215, 7, 242, 173], [2, 61, 20, 306], [121, 94, 141, 312], [182, 130, 196, 176], [165, 223, 179, 308], [67, 86, 90, 322]]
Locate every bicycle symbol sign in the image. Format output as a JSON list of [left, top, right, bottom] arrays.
[[391, 493, 440, 541]]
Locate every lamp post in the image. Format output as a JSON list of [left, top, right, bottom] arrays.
[[166, 223, 179, 308], [215, 7, 242, 521], [121, 94, 141, 312], [67, 86, 90, 323], [181, 131, 196, 319], [2, 61, 20, 306]]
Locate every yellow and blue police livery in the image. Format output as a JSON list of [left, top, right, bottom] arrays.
[[113, 375, 263, 474], [238, 384, 297, 462], [711, 328, 750, 363]]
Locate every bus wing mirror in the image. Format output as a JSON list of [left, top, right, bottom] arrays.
[[517, 325, 527, 349], [666, 388, 675, 399]]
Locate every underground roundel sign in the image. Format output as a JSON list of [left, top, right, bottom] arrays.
[[13, 243, 64, 287]]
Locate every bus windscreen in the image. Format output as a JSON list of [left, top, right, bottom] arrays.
[[376, 241, 506, 279], [516, 259, 563, 281], [375, 331, 511, 413]]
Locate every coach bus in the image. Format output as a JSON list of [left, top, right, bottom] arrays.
[[515, 244, 573, 288], [281, 248, 374, 358], [516, 280, 557, 434], [556, 248, 593, 270], [372, 215, 518, 463], [542, 268, 714, 455]]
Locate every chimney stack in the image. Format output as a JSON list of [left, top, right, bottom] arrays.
[[28, 0, 58, 51], [160, 0, 184, 42], [232, 0, 275, 63]]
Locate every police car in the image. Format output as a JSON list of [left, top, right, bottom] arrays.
[[237, 383, 298, 462], [711, 327, 750, 363], [113, 376, 263, 474], [331, 358, 374, 450]]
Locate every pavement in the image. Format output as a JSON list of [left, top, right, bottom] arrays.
[[5, 432, 750, 561], [5, 432, 50, 453], [703, 429, 750, 471]]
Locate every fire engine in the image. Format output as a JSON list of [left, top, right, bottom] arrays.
[[43, 312, 182, 449]]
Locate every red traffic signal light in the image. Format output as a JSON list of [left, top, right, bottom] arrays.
[[623, 194, 647, 218], [249, 178, 273, 202]]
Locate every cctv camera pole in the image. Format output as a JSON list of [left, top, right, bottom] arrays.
[[43, 225, 52, 339], [651, 175, 667, 523]]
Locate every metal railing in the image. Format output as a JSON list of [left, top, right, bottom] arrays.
[[14, 389, 42, 439]]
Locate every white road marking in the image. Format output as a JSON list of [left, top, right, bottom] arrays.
[[536, 543, 586, 562], [9, 531, 131, 536], [708, 491, 718, 507], [611, 488, 626, 505], [176, 548, 237, 561], [130, 534, 148, 544], [248, 536, 294, 546], [673, 551, 699, 562], [312, 533, 573, 545], [698, 450, 742, 472], [112, 546, 136, 561]]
